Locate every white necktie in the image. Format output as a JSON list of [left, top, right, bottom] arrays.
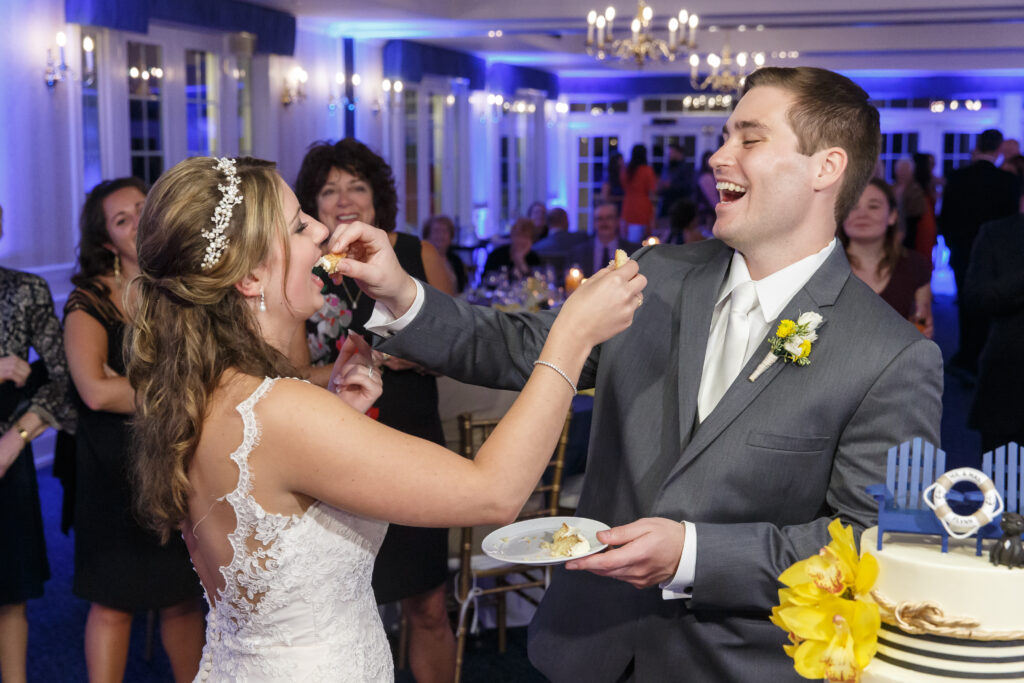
[[698, 280, 759, 421]]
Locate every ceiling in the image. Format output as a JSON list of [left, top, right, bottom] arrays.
[[251, 0, 1024, 78]]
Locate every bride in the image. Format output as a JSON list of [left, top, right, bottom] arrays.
[[127, 156, 646, 681]]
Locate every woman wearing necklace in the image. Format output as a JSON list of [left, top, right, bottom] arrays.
[[64, 178, 204, 681], [294, 140, 457, 683]]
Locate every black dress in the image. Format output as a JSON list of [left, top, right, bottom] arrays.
[[307, 232, 448, 604], [65, 280, 201, 611], [0, 267, 74, 606]]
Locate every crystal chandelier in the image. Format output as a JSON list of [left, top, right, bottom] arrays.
[[585, 1, 699, 67], [688, 32, 766, 94]]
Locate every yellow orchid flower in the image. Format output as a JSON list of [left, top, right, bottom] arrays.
[[777, 319, 797, 337], [773, 520, 881, 681]]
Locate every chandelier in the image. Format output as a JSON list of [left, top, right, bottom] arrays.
[[585, 1, 698, 66], [688, 32, 766, 94]]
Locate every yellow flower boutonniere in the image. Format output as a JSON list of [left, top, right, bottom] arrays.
[[749, 311, 824, 381], [770, 519, 881, 683]]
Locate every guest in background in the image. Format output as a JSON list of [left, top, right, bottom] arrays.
[[568, 201, 641, 278], [666, 198, 705, 245], [533, 207, 587, 277], [601, 151, 625, 218], [657, 143, 694, 222], [1002, 155, 1024, 212], [482, 217, 541, 282], [527, 201, 549, 241], [695, 150, 718, 231], [900, 153, 938, 258], [423, 215, 467, 293], [620, 144, 657, 242], [1000, 138, 1020, 169], [939, 128, 1021, 376], [294, 140, 457, 683], [64, 179, 204, 683], [0, 202, 75, 683], [965, 213, 1024, 452], [840, 178, 933, 337]]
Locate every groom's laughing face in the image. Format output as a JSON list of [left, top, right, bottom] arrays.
[[708, 85, 820, 256]]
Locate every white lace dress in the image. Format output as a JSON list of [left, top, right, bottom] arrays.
[[195, 377, 392, 682]]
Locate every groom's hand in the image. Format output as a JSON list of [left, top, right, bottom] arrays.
[[566, 517, 684, 589], [325, 221, 418, 318]]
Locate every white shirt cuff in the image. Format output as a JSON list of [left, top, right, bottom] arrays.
[[660, 521, 696, 600], [365, 279, 425, 337]]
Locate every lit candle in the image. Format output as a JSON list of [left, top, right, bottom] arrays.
[[631, 18, 640, 42], [56, 31, 67, 68], [689, 53, 699, 81], [587, 10, 596, 45], [565, 267, 583, 293], [688, 13, 699, 48], [83, 36, 95, 73], [604, 6, 615, 38], [596, 16, 606, 47], [668, 17, 679, 52], [643, 236, 660, 246]]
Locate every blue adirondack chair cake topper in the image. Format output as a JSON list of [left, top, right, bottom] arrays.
[[866, 439, 1023, 556]]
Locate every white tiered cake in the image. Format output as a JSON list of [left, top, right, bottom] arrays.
[[860, 527, 1024, 682]]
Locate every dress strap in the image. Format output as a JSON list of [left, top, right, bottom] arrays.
[[226, 377, 278, 500]]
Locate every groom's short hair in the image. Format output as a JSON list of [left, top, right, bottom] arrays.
[[743, 66, 881, 228]]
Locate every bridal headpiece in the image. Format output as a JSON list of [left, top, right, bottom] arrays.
[[201, 157, 243, 270]]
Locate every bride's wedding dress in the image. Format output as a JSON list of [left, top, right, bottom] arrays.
[[195, 377, 393, 682]]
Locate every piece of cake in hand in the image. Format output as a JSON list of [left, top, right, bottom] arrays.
[[548, 522, 591, 558], [314, 252, 347, 276], [608, 248, 629, 269]]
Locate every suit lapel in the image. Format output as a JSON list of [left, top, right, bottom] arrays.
[[675, 247, 731, 450], [667, 245, 852, 480]]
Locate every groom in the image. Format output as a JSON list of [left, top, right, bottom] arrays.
[[339, 67, 942, 681]]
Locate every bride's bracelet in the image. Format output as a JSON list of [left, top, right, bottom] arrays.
[[533, 360, 578, 396]]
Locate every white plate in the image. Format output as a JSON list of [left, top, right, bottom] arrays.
[[481, 516, 610, 566]]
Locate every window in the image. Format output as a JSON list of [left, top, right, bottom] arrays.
[[943, 132, 976, 178], [236, 55, 252, 157], [404, 88, 419, 229], [185, 49, 219, 157], [879, 131, 919, 182], [575, 135, 620, 233], [127, 41, 164, 185]]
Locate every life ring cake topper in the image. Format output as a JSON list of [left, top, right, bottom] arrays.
[[923, 467, 1004, 540]]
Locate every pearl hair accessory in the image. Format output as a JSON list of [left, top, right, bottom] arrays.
[[201, 157, 243, 270]]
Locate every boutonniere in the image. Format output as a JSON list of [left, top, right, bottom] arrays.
[[749, 311, 824, 382]]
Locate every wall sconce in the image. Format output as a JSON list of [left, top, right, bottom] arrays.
[[82, 35, 96, 87], [282, 66, 308, 106], [45, 31, 69, 88]]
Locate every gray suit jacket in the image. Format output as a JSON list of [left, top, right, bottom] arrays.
[[378, 239, 943, 682]]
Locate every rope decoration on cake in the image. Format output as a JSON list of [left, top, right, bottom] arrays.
[[871, 590, 1024, 641]]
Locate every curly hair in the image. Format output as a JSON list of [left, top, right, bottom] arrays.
[[72, 177, 148, 291], [127, 157, 297, 542], [294, 138, 399, 232]]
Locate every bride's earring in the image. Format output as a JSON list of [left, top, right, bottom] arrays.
[[113, 251, 121, 285], [259, 288, 267, 312]]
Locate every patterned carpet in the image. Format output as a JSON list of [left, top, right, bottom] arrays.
[[25, 294, 975, 681]]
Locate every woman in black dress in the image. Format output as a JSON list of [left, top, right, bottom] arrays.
[[0, 202, 75, 683], [64, 179, 204, 682], [295, 140, 457, 682]]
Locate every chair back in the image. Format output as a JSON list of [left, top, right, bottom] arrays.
[[457, 411, 572, 519], [885, 438, 945, 510], [982, 442, 1022, 516]]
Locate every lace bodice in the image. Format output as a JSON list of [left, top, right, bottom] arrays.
[[196, 377, 391, 682]]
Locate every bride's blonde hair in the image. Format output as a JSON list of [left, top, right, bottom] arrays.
[[128, 156, 297, 542]]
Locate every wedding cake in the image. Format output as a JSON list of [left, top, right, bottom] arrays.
[[860, 527, 1024, 682]]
